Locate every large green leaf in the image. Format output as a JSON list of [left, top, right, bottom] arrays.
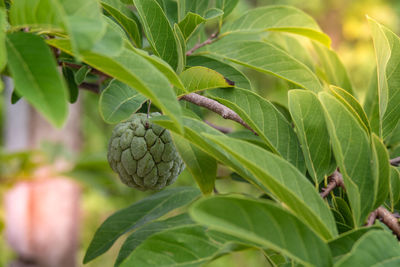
[[48, 39, 183, 132], [10, 0, 108, 57], [389, 166, 400, 211], [172, 133, 217, 195], [115, 213, 195, 267], [133, 0, 180, 70], [179, 66, 233, 94], [371, 134, 390, 209], [221, 5, 331, 46], [368, 17, 400, 138], [191, 196, 332, 267], [335, 230, 400, 266], [180, 0, 210, 18], [6, 32, 68, 127], [216, 0, 239, 18], [178, 12, 205, 40], [288, 90, 335, 184], [187, 55, 252, 90], [0, 8, 6, 72], [207, 87, 306, 172], [101, 0, 142, 47], [319, 92, 375, 226], [328, 227, 381, 259], [99, 79, 147, 124], [83, 187, 201, 263], [205, 39, 323, 92], [202, 134, 337, 239], [313, 42, 353, 94]]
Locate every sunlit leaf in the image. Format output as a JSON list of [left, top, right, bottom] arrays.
[[178, 12, 205, 40], [0, 8, 6, 72], [371, 134, 390, 209], [216, 0, 239, 18]]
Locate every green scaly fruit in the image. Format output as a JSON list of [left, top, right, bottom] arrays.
[[107, 113, 185, 191]]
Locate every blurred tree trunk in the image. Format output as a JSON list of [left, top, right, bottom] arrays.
[[3, 76, 82, 267]]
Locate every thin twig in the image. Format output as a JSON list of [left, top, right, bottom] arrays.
[[390, 156, 400, 167], [366, 209, 378, 226], [186, 32, 219, 56], [376, 207, 400, 239], [180, 93, 257, 134], [320, 170, 345, 198], [205, 120, 233, 134]]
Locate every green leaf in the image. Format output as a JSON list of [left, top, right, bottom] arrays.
[[11, 89, 21, 104], [333, 197, 354, 230], [335, 230, 400, 267], [10, 0, 107, 57], [178, 12, 205, 40], [155, 0, 178, 25], [313, 42, 353, 94], [221, 5, 331, 47], [99, 79, 147, 124], [101, 0, 142, 47], [173, 23, 186, 74], [319, 92, 375, 226], [207, 88, 306, 173], [179, 66, 233, 95], [47, 39, 183, 132], [133, 0, 180, 70], [6, 32, 68, 127], [368, 17, 400, 138], [83, 187, 201, 263], [389, 166, 400, 211], [371, 134, 390, 209], [74, 65, 91, 85], [0, 8, 6, 72], [191, 196, 333, 267], [61, 65, 79, 103], [204, 8, 224, 20], [216, 0, 239, 18], [363, 69, 380, 134], [187, 55, 252, 90], [115, 213, 195, 267], [202, 134, 337, 239], [288, 90, 336, 184], [328, 227, 381, 259], [205, 39, 323, 92], [172, 133, 217, 195], [180, 0, 210, 17]]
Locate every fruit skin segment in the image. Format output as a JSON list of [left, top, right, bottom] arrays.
[[107, 113, 185, 191]]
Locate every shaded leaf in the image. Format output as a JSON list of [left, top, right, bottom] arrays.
[[288, 90, 335, 184], [180, 0, 210, 17], [207, 87, 306, 172], [202, 134, 337, 239], [99, 79, 147, 124], [83, 187, 201, 263], [133, 0, 180, 70], [11, 90, 21, 104], [205, 39, 323, 92], [221, 5, 331, 46], [74, 65, 91, 85], [191, 196, 333, 267], [187, 55, 252, 90], [0, 8, 6, 72], [62, 65, 79, 103], [173, 23, 186, 74], [389, 166, 400, 211], [204, 8, 224, 20], [178, 12, 205, 40], [216, 0, 239, 18], [172, 133, 217, 195], [6, 32, 68, 127], [371, 134, 390, 209], [155, 0, 178, 25]]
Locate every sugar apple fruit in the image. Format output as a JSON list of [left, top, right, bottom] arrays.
[[107, 113, 185, 191]]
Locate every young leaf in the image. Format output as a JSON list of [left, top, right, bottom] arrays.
[[74, 65, 91, 85], [99, 79, 147, 124], [313, 42, 353, 94], [328, 227, 381, 259], [206, 39, 323, 92], [204, 8, 224, 20], [133, 0, 180, 70], [319, 92, 375, 226], [335, 230, 400, 266], [191, 196, 333, 267], [83, 187, 201, 263], [389, 166, 400, 211], [371, 134, 390, 209], [202, 134, 337, 239], [368, 17, 400, 138], [179, 66, 233, 95], [101, 0, 142, 47], [178, 12, 205, 40], [48, 39, 183, 132], [173, 23, 186, 74], [207, 88, 306, 173], [62, 65, 79, 103], [115, 213, 195, 267], [288, 90, 336, 184], [216, 0, 239, 18], [172, 133, 216, 195], [0, 8, 6, 72], [6, 32, 68, 127], [187, 55, 252, 90], [221, 5, 331, 47]]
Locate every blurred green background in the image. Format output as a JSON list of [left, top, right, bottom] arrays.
[[1, 0, 400, 266]]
